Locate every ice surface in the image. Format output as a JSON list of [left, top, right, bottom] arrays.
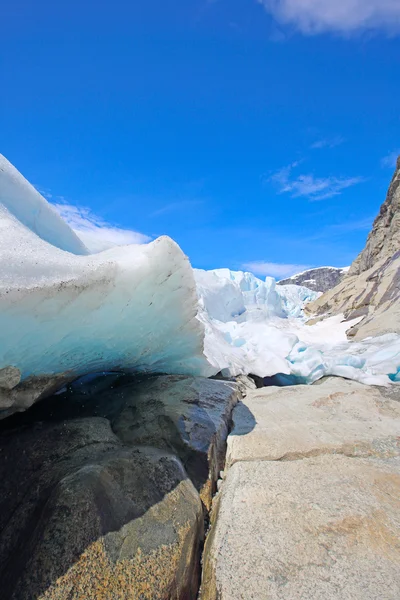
[[0, 155, 213, 411], [0, 154, 399, 411], [0, 229, 211, 388], [0, 155, 88, 255]]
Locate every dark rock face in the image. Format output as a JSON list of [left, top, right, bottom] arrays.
[[0, 374, 240, 600], [277, 267, 347, 293]]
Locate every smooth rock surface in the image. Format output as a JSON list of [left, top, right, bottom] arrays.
[[226, 377, 400, 466], [110, 375, 241, 510], [201, 377, 400, 599], [202, 455, 400, 600], [0, 416, 203, 600]]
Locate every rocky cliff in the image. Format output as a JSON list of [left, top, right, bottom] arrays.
[[306, 157, 400, 339], [277, 266, 348, 293]]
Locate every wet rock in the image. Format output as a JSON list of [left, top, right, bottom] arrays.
[[0, 372, 72, 415], [37, 373, 240, 511]]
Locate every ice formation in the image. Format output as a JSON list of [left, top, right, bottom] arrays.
[[0, 153, 399, 414], [0, 155, 215, 412], [0, 155, 88, 255], [195, 268, 400, 386]]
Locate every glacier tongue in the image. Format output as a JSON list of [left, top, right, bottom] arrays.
[[194, 268, 319, 378], [194, 268, 400, 386], [0, 153, 399, 414]]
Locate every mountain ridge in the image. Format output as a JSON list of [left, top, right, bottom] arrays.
[[277, 266, 348, 293]]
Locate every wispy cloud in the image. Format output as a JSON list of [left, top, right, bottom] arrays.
[[322, 216, 374, 234], [381, 150, 400, 169], [242, 261, 311, 278], [269, 162, 364, 201], [53, 202, 151, 253], [151, 200, 204, 217], [258, 0, 400, 35], [311, 135, 344, 149], [305, 216, 374, 242]]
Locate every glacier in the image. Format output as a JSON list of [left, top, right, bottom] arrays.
[[0, 154, 399, 414], [195, 268, 400, 385]]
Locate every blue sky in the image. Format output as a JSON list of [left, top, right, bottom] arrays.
[[1, 0, 400, 277]]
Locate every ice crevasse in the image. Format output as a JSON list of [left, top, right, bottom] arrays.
[[0, 154, 399, 414]]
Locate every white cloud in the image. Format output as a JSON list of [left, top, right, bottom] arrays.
[[311, 136, 344, 149], [53, 202, 151, 253], [269, 162, 364, 200], [258, 0, 400, 35], [242, 261, 311, 278], [381, 150, 400, 169]]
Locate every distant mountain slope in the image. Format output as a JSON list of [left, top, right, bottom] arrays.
[[277, 266, 348, 293], [306, 157, 400, 340]]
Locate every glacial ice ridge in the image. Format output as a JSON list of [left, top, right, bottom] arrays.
[[0, 154, 399, 414]]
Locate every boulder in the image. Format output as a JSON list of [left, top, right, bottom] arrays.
[[104, 375, 240, 510], [8, 374, 240, 512], [0, 417, 203, 600]]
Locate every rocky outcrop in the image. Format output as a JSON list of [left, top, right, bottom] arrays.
[[278, 266, 348, 293], [0, 374, 241, 600], [349, 157, 400, 275], [306, 158, 400, 339], [39, 373, 241, 512], [201, 378, 400, 600]]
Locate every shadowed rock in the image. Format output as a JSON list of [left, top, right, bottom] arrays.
[[0, 417, 203, 600], [0, 374, 243, 599]]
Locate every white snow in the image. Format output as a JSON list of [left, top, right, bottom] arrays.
[[0, 154, 399, 411]]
